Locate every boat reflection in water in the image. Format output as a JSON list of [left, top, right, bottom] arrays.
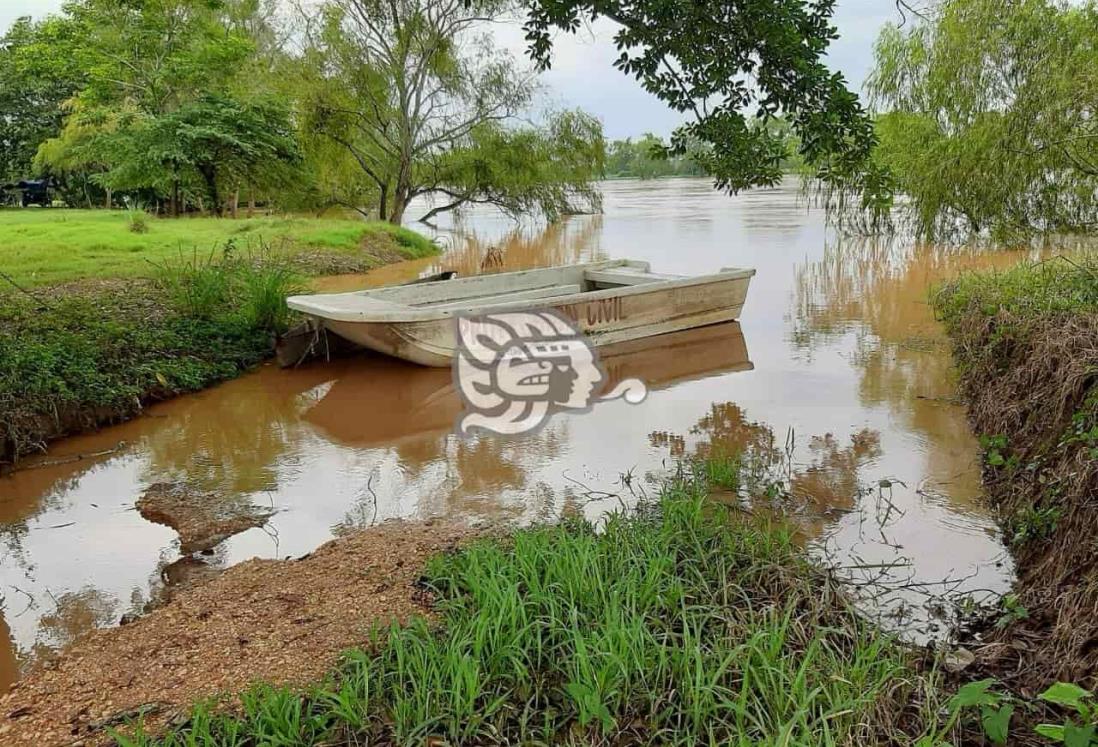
[[302, 322, 753, 446]]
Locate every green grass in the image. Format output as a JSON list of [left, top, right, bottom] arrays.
[[0, 209, 437, 286], [113, 476, 936, 746], [935, 254, 1098, 322], [701, 452, 743, 491]]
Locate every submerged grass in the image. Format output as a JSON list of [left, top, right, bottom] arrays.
[[114, 478, 937, 746]]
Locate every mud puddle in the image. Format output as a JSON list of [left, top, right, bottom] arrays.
[[0, 178, 1031, 691]]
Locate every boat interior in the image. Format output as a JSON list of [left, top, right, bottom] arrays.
[[366, 260, 681, 311]]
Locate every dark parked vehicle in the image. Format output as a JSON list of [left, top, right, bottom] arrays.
[[2, 179, 52, 207]]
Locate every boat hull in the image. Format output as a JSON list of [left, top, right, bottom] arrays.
[[316, 271, 753, 367]]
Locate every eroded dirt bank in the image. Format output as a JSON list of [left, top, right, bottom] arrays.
[[941, 304, 1098, 691], [0, 520, 480, 746]]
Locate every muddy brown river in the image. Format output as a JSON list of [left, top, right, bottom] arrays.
[[0, 178, 1031, 693]]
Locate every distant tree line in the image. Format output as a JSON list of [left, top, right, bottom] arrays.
[[605, 123, 804, 180], [604, 135, 707, 179]]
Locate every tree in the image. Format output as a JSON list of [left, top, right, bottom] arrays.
[[33, 0, 301, 213], [64, 0, 254, 116], [869, 0, 1098, 238], [299, 0, 604, 224], [604, 134, 705, 179], [522, 0, 883, 202], [90, 95, 300, 215], [419, 110, 604, 223], [0, 16, 85, 182]]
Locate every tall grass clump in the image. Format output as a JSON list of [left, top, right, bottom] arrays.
[[154, 243, 305, 334], [115, 475, 934, 746]]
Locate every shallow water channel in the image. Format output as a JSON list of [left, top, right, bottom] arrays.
[[0, 178, 1033, 693]]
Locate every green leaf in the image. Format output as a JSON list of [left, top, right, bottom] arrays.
[[950, 679, 1001, 709], [1036, 723, 1066, 742], [980, 703, 1013, 745], [1064, 723, 1096, 747], [1040, 683, 1092, 710]]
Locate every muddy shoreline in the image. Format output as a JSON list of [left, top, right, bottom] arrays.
[[0, 519, 481, 746]]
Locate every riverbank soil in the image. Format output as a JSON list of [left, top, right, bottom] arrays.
[[936, 260, 1098, 691], [0, 520, 477, 746], [0, 214, 438, 467], [7, 487, 947, 746]]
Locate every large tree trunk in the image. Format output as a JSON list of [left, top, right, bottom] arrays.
[[386, 151, 413, 224], [388, 169, 412, 224], [388, 194, 409, 224], [105, 187, 112, 210], [230, 189, 239, 219], [198, 165, 222, 217]]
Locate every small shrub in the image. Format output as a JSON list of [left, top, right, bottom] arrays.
[[124, 199, 150, 234]]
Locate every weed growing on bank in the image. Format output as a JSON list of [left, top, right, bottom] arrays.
[[935, 254, 1098, 322], [113, 474, 938, 746]]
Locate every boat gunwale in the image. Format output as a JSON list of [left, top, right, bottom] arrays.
[[288, 262, 757, 324]]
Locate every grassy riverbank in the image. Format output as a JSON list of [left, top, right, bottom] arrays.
[[0, 211, 439, 465], [0, 209, 437, 287], [110, 477, 938, 746], [935, 256, 1098, 737]]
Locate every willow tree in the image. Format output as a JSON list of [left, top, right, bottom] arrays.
[[868, 0, 1098, 238], [298, 0, 604, 224]]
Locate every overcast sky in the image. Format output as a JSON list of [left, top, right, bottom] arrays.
[[1, 0, 902, 139]]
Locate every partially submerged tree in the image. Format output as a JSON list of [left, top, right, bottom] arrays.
[[299, 0, 604, 224], [869, 0, 1098, 238]]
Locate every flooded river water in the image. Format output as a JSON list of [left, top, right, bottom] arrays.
[[0, 178, 1031, 692]]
